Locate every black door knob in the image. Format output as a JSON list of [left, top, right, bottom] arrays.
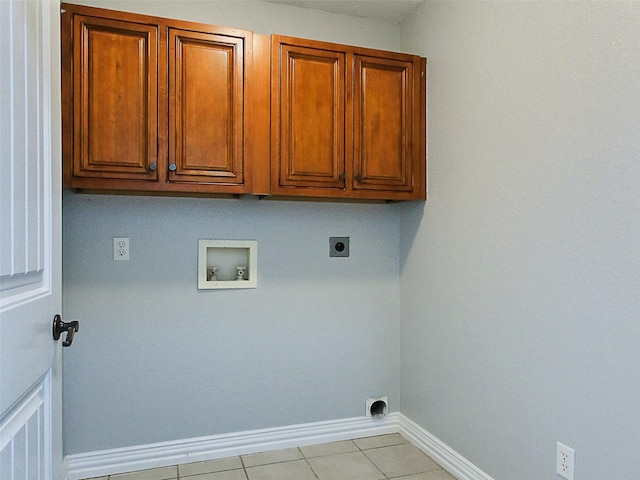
[[52, 314, 79, 347]]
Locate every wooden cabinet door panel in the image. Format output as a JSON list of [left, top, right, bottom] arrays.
[[353, 55, 414, 192], [73, 15, 158, 180], [275, 43, 345, 189], [169, 29, 244, 184]]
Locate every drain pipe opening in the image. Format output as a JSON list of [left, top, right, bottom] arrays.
[[370, 399, 387, 418]]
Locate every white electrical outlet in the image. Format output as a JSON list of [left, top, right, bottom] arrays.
[[556, 442, 575, 480], [113, 237, 130, 261]]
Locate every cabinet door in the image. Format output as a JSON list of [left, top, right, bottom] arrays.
[[70, 14, 158, 181], [353, 54, 416, 193], [273, 40, 346, 191], [169, 28, 244, 185]]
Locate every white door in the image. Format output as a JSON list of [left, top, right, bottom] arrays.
[[0, 1, 64, 480]]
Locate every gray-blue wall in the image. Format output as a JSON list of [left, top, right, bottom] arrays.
[[62, 1, 403, 455], [399, 2, 640, 479], [63, 195, 401, 454]]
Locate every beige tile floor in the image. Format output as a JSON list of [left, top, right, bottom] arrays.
[[84, 434, 456, 480]]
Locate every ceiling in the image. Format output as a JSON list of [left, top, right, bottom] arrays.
[[261, 0, 424, 24]]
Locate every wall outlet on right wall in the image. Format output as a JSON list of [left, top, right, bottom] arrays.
[[556, 442, 575, 480]]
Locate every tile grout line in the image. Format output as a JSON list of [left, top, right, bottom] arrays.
[[296, 446, 322, 480], [355, 440, 397, 480], [360, 443, 390, 480], [300, 451, 320, 480], [238, 451, 248, 478]]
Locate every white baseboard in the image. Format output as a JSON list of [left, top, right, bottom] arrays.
[[66, 414, 399, 480], [66, 413, 494, 480], [397, 414, 495, 480]]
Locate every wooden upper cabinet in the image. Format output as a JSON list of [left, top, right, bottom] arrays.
[[68, 13, 158, 182], [353, 54, 416, 193], [168, 28, 244, 185], [272, 35, 426, 201], [274, 43, 345, 189], [61, 5, 425, 201], [61, 3, 254, 194]]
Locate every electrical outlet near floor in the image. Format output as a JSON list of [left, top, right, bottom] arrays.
[[113, 237, 130, 261], [556, 442, 575, 480]]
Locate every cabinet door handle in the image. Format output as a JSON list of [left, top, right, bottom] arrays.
[[149, 162, 157, 171], [168, 163, 177, 171], [339, 172, 345, 180], [355, 173, 362, 182]]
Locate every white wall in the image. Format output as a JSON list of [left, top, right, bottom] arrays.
[[62, 1, 402, 455], [399, 2, 640, 479]]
